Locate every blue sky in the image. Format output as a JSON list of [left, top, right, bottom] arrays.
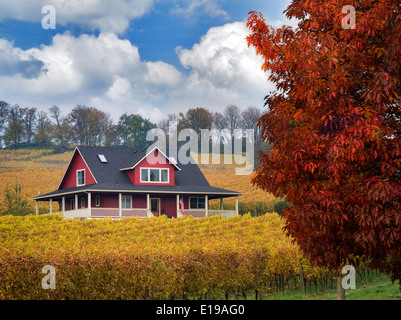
[[0, 0, 294, 123]]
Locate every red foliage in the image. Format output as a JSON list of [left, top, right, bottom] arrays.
[[247, 0, 401, 285]]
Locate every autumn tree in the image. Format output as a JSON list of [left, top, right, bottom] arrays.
[[247, 1, 401, 286], [68, 105, 111, 146], [178, 107, 214, 135], [118, 113, 155, 148]]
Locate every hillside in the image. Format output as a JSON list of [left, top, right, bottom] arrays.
[[0, 148, 281, 214]]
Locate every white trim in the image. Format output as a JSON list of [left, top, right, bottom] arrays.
[[150, 197, 161, 216], [95, 195, 100, 207], [120, 147, 181, 171], [140, 167, 170, 184], [57, 148, 98, 190], [33, 189, 242, 200], [189, 196, 206, 210], [80, 197, 85, 209], [121, 195, 133, 209], [77, 169, 85, 187]]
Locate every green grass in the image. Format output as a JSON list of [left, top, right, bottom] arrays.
[[262, 273, 401, 300]]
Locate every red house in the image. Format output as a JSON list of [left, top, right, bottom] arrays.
[[33, 146, 241, 219]]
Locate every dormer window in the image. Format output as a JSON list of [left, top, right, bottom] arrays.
[[77, 169, 85, 186], [140, 168, 169, 183]]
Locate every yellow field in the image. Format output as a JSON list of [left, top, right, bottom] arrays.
[[0, 149, 280, 213]]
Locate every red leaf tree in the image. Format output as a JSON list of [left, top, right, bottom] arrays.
[[247, 1, 401, 285]]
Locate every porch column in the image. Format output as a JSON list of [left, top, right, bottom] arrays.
[[35, 201, 39, 215], [205, 195, 208, 217], [235, 196, 239, 215], [75, 194, 78, 211], [119, 193, 122, 218], [49, 199, 53, 214], [147, 193, 151, 217], [176, 194, 180, 216], [220, 197, 223, 210], [62, 196, 65, 212], [88, 192, 91, 216]]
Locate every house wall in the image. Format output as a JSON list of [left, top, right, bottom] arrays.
[[126, 149, 176, 186], [59, 151, 96, 189], [160, 195, 177, 217]]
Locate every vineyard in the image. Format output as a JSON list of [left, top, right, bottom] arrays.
[[0, 213, 341, 300], [0, 149, 283, 214], [0, 148, 354, 300]]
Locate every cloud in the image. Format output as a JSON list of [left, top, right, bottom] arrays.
[[0, 0, 154, 34], [0, 19, 286, 123], [171, 21, 270, 113], [0, 32, 181, 122], [171, 0, 229, 21], [0, 39, 45, 78]]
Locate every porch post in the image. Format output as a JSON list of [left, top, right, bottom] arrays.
[[119, 193, 122, 218], [88, 192, 91, 216], [235, 195, 239, 215], [49, 199, 53, 214], [205, 195, 208, 217], [176, 194, 180, 216], [35, 201, 39, 215], [62, 196, 65, 212], [147, 193, 152, 218], [220, 197, 223, 210], [75, 194, 78, 211]]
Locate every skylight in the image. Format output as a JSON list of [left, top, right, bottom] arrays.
[[98, 154, 107, 163]]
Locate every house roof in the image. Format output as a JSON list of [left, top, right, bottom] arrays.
[[33, 146, 241, 200]]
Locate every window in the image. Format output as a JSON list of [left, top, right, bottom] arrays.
[[150, 169, 159, 182], [98, 154, 107, 163], [77, 169, 85, 186], [140, 168, 169, 183], [81, 197, 85, 209], [189, 197, 205, 209], [95, 195, 100, 207], [121, 195, 132, 209], [141, 168, 148, 182]]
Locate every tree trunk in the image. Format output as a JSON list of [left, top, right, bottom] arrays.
[[336, 277, 345, 300]]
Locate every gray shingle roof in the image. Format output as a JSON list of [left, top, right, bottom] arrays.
[[33, 146, 241, 200]]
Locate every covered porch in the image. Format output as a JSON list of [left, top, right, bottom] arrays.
[[33, 190, 240, 219]]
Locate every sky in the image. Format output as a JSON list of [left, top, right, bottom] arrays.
[[0, 0, 296, 124]]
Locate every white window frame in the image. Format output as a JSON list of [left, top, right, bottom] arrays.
[[189, 197, 206, 210], [95, 195, 100, 207], [77, 169, 85, 186], [140, 167, 169, 183], [121, 195, 132, 209], [81, 197, 85, 209]]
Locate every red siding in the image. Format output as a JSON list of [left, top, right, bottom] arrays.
[[59, 150, 96, 189], [160, 195, 177, 218], [126, 149, 176, 186]]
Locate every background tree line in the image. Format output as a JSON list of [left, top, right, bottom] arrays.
[[0, 101, 268, 154]]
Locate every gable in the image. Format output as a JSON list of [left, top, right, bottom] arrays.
[[124, 148, 176, 186], [58, 149, 97, 189]]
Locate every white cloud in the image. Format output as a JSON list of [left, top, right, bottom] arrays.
[[0, 19, 288, 123], [171, 21, 271, 113], [171, 0, 229, 21], [0, 0, 154, 34]]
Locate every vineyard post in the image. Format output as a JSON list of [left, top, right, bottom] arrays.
[[299, 259, 305, 294], [336, 277, 345, 300], [35, 201, 39, 215]]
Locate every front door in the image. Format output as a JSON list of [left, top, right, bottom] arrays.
[[150, 198, 160, 217]]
